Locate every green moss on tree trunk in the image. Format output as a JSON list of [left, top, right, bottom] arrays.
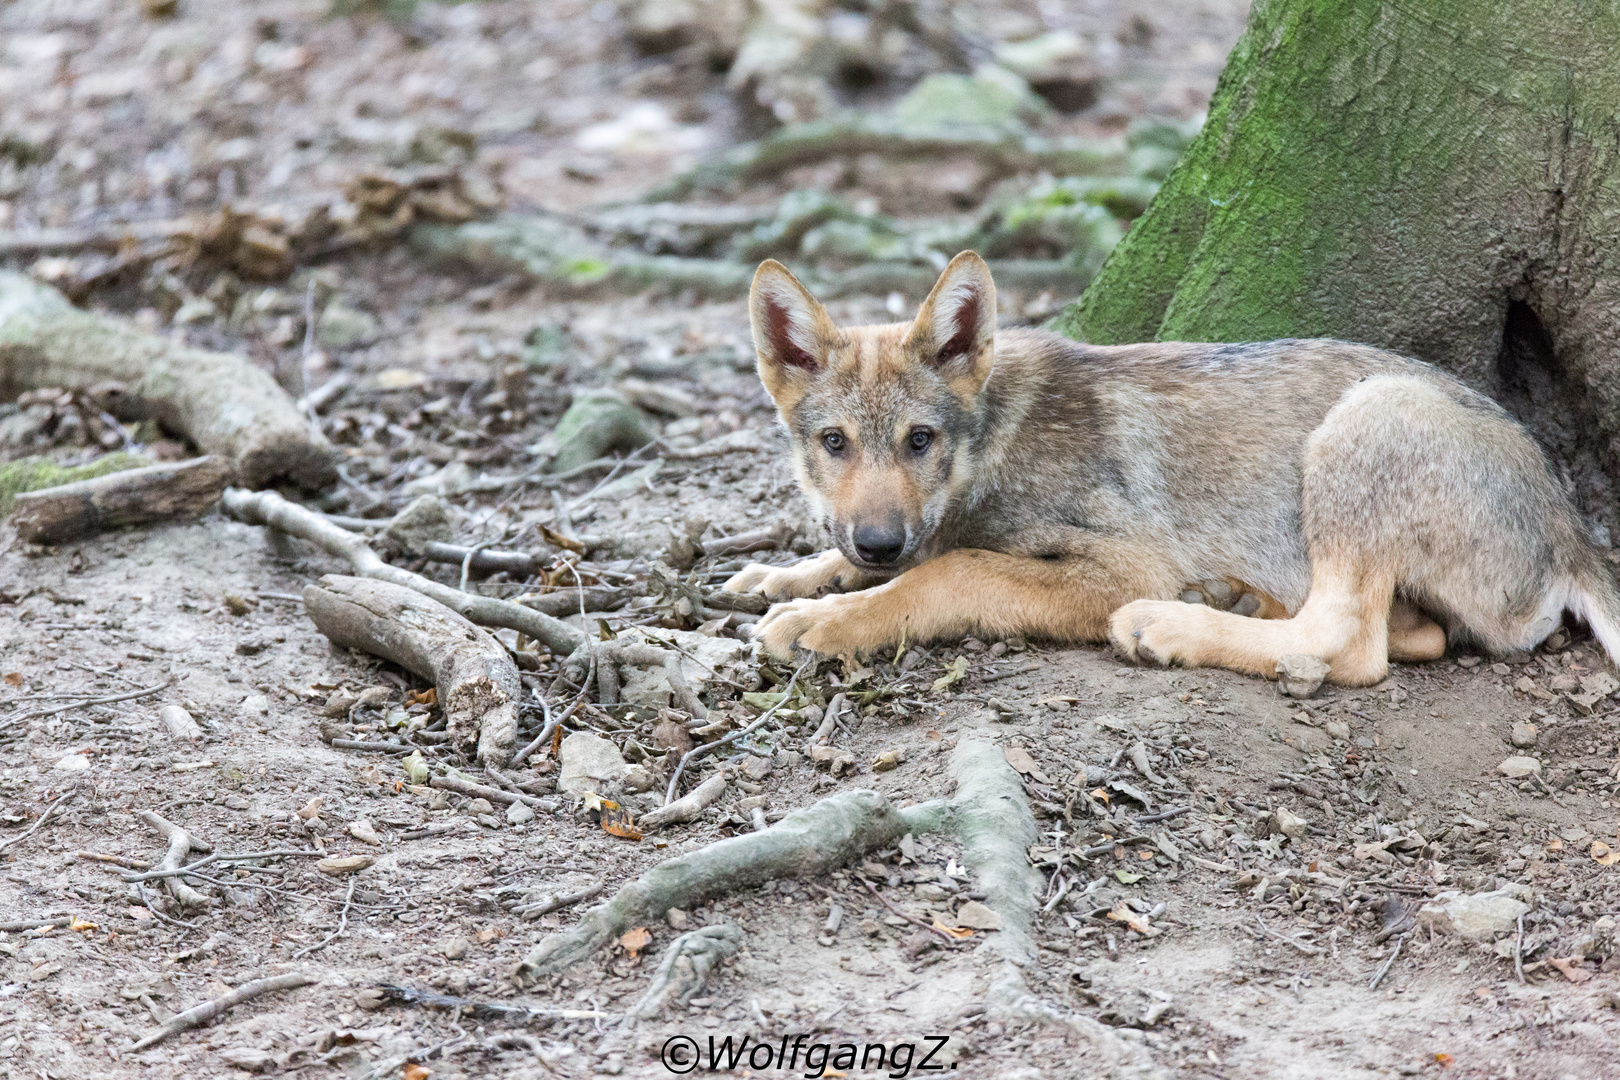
[[1055, 0, 1620, 525]]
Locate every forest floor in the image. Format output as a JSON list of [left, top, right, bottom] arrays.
[[0, 1, 1617, 1079]]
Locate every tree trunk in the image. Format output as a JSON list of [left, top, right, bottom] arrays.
[[1054, 0, 1620, 536]]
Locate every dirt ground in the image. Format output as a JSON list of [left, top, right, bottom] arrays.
[[1, 1, 1618, 1079]]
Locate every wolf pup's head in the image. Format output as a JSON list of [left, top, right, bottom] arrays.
[[748, 251, 996, 572]]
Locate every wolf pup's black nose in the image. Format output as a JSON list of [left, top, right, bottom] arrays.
[[853, 523, 906, 566]]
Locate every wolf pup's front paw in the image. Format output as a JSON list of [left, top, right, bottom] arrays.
[[754, 594, 874, 661], [1108, 599, 1213, 668], [724, 550, 846, 600]]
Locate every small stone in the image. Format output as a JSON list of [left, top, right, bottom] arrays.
[[505, 801, 535, 825], [741, 754, 774, 781], [316, 854, 375, 876], [1491, 662, 1512, 676], [1276, 654, 1330, 699], [223, 794, 249, 811], [242, 694, 271, 718], [1274, 807, 1310, 841], [1417, 887, 1532, 941], [1498, 756, 1542, 778], [348, 819, 381, 845], [622, 764, 657, 793], [1510, 722, 1539, 748], [466, 798, 494, 816], [317, 299, 381, 349], [323, 689, 358, 717], [1324, 719, 1351, 741], [1457, 655, 1481, 668], [53, 753, 89, 772], [235, 638, 270, 656], [954, 900, 1004, 931], [382, 495, 453, 557], [440, 936, 470, 960], [558, 732, 629, 795], [159, 705, 202, 742], [223, 594, 252, 616], [218, 1048, 274, 1073], [542, 390, 653, 474], [666, 907, 689, 930]]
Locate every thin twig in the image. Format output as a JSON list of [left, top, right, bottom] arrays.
[[664, 658, 809, 804], [1255, 914, 1322, 956], [862, 879, 960, 944], [294, 877, 357, 958], [1, 681, 169, 730], [128, 973, 315, 1052], [1515, 914, 1525, 984], [1368, 935, 1403, 990], [135, 884, 203, 931], [0, 792, 71, 854]]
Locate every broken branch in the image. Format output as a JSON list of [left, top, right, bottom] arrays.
[[303, 575, 523, 765], [10, 456, 232, 544], [638, 771, 728, 833], [127, 973, 316, 1053], [222, 488, 586, 655]]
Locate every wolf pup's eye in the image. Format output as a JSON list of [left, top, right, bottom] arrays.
[[822, 431, 847, 454], [908, 428, 934, 454]]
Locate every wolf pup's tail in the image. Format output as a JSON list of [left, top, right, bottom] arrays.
[[1571, 568, 1620, 667]]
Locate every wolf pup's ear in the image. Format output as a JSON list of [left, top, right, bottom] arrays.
[[750, 260, 836, 405], [906, 251, 997, 395]]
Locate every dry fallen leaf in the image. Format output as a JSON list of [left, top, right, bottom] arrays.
[[1106, 900, 1160, 937], [127, 906, 154, 922], [405, 688, 437, 707], [1548, 957, 1592, 984], [69, 916, 97, 933], [316, 855, 375, 876], [600, 801, 643, 841], [1089, 787, 1110, 805], [1435, 1053, 1454, 1068], [1002, 746, 1050, 784], [930, 919, 974, 940], [1591, 840, 1620, 866], [1547, 837, 1564, 853], [2, 672, 21, 687], [618, 926, 652, 959], [403, 1063, 430, 1080]]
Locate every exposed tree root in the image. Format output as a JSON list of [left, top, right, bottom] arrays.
[[127, 973, 315, 1053], [645, 118, 1127, 201], [518, 736, 1169, 1077], [222, 487, 586, 656], [0, 272, 334, 488], [516, 788, 942, 983], [139, 810, 212, 910], [303, 575, 521, 765], [11, 455, 231, 544], [411, 215, 1083, 300], [628, 924, 746, 1020]]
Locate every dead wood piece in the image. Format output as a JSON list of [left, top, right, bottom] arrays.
[[303, 575, 522, 766], [0, 916, 73, 932], [593, 639, 709, 719], [0, 273, 333, 488], [700, 524, 789, 557], [222, 488, 586, 657], [127, 973, 316, 1053], [10, 456, 232, 544], [429, 772, 559, 811], [638, 772, 728, 832], [512, 882, 604, 919], [517, 788, 939, 982], [159, 704, 203, 742], [419, 541, 541, 577], [371, 983, 609, 1023], [0, 792, 73, 855], [1, 679, 169, 733], [515, 586, 628, 618], [139, 810, 213, 909], [629, 924, 745, 1019]]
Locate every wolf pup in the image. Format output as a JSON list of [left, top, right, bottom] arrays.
[[725, 251, 1620, 687]]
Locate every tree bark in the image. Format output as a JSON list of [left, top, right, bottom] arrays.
[[1055, 0, 1620, 532]]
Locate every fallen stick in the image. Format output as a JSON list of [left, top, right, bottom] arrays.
[[514, 587, 628, 618], [222, 488, 586, 656], [511, 881, 604, 919], [139, 810, 212, 909], [293, 877, 356, 959], [429, 771, 558, 810], [638, 771, 728, 832], [1, 679, 169, 732], [662, 659, 806, 802], [0, 792, 72, 855], [419, 541, 540, 577], [303, 576, 522, 766], [10, 456, 233, 544], [517, 788, 942, 982], [0, 273, 333, 487], [127, 973, 315, 1053], [370, 983, 610, 1023]]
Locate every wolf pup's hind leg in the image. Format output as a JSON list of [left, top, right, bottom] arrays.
[[1111, 374, 1620, 684]]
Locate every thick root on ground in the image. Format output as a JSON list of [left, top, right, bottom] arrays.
[[303, 575, 521, 766], [628, 924, 746, 1020], [0, 272, 333, 488], [516, 789, 943, 983]]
